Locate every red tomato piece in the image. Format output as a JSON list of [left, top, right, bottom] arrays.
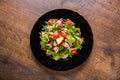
[[71, 50, 77, 55], [60, 41, 64, 47], [53, 31, 61, 39], [48, 19, 58, 25], [60, 32, 68, 38], [66, 20, 74, 26]]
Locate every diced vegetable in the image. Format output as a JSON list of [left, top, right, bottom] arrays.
[[53, 41, 57, 46], [53, 46, 59, 53], [56, 36, 64, 45], [66, 20, 74, 26], [60, 32, 68, 38], [46, 50, 52, 55], [53, 31, 61, 39], [48, 19, 58, 25], [71, 50, 77, 55]]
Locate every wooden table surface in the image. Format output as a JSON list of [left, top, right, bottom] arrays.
[[0, 0, 120, 80]]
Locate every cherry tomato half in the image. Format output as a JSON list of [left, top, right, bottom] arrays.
[[48, 19, 58, 25], [71, 50, 77, 55]]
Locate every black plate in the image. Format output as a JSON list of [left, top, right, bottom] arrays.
[[30, 9, 93, 71]]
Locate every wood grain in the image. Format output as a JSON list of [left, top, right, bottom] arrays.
[[0, 0, 120, 80]]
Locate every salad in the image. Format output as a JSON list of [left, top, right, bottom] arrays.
[[39, 18, 84, 61]]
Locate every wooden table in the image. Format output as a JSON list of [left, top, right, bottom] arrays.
[[0, 0, 120, 80]]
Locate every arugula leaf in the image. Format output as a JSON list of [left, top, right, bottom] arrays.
[[75, 44, 83, 50], [64, 49, 69, 54], [42, 25, 48, 31], [52, 27, 59, 32], [58, 47, 66, 53]]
